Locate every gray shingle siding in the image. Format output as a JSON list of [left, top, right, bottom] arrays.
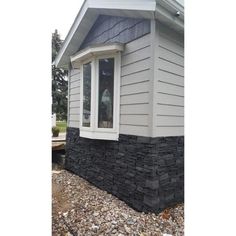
[[79, 15, 150, 50]]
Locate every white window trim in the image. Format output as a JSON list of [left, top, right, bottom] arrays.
[[71, 43, 124, 68], [72, 44, 123, 141]]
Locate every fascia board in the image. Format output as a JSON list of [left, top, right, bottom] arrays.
[[88, 0, 156, 11], [54, 0, 89, 68]]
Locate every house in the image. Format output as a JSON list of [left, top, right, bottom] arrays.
[[54, 0, 184, 213]]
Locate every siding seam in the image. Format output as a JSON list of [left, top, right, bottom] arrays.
[[121, 79, 149, 87], [157, 103, 184, 107], [157, 91, 184, 98], [122, 45, 150, 57], [157, 114, 184, 117], [158, 80, 184, 88], [121, 68, 150, 77], [120, 102, 148, 106], [159, 45, 184, 58], [158, 68, 183, 78], [158, 57, 184, 68], [120, 124, 148, 127], [156, 125, 184, 127], [121, 57, 150, 68]]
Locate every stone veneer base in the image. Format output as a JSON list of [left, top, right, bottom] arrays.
[[65, 127, 184, 213]]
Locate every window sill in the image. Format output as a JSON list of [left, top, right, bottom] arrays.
[[80, 130, 119, 141]]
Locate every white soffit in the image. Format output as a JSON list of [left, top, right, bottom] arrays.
[[71, 43, 124, 68]]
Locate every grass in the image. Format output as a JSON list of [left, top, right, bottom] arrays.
[[56, 121, 67, 133]]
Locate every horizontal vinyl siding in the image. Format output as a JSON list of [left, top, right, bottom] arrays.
[[120, 34, 151, 137], [155, 24, 184, 137], [68, 68, 81, 128]]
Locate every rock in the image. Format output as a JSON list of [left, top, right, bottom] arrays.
[[121, 213, 128, 219], [127, 218, 135, 225], [124, 225, 131, 234], [63, 212, 68, 217], [111, 220, 117, 225], [65, 232, 73, 236], [93, 212, 99, 217], [91, 224, 99, 232]]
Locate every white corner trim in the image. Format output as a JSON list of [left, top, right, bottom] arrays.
[[70, 43, 124, 67]]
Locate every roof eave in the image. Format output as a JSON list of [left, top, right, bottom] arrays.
[[54, 0, 184, 69], [155, 0, 184, 34]]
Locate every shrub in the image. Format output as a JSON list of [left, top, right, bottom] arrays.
[[52, 126, 60, 137]]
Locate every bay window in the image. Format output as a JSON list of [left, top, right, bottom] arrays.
[[70, 43, 123, 140]]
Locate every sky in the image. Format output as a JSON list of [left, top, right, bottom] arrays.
[[51, 0, 84, 40]]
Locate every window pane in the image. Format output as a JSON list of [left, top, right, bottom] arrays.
[[82, 62, 91, 127], [98, 58, 114, 128]]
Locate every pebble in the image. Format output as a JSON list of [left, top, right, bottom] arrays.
[[65, 232, 73, 236], [124, 225, 131, 233], [127, 218, 135, 225], [93, 212, 99, 217], [91, 224, 99, 232], [112, 220, 117, 223], [62, 212, 68, 217], [52, 169, 184, 236]]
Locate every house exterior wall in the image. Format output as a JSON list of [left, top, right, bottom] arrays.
[[120, 34, 151, 136], [67, 19, 185, 136], [68, 15, 152, 137], [68, 68, 80, 128], [67, 33, 152, 137], [153, 22, 184, 137], [66, 127, 184, 213], [65, 16, 184, 213]]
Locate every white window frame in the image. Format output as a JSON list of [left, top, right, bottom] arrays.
[[78, 51, 121, 141]]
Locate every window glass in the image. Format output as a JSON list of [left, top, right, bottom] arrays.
[[82, 62, 91, 127], [98, 58, 114, 128]]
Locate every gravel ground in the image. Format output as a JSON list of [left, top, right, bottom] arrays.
[[52, 167, 184, 236]]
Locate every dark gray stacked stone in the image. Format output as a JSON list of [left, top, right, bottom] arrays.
[[65, 127, 184, 213]]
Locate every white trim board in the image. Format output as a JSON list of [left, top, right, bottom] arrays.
[[76, 47, 121, 141], [71, 43, 124, 68]]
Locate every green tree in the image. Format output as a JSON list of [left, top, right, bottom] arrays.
[[52, 30, 68, 121]]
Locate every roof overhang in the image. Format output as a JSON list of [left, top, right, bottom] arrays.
[[54, 0, 184, 69], [71, 43, 124, 68]]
